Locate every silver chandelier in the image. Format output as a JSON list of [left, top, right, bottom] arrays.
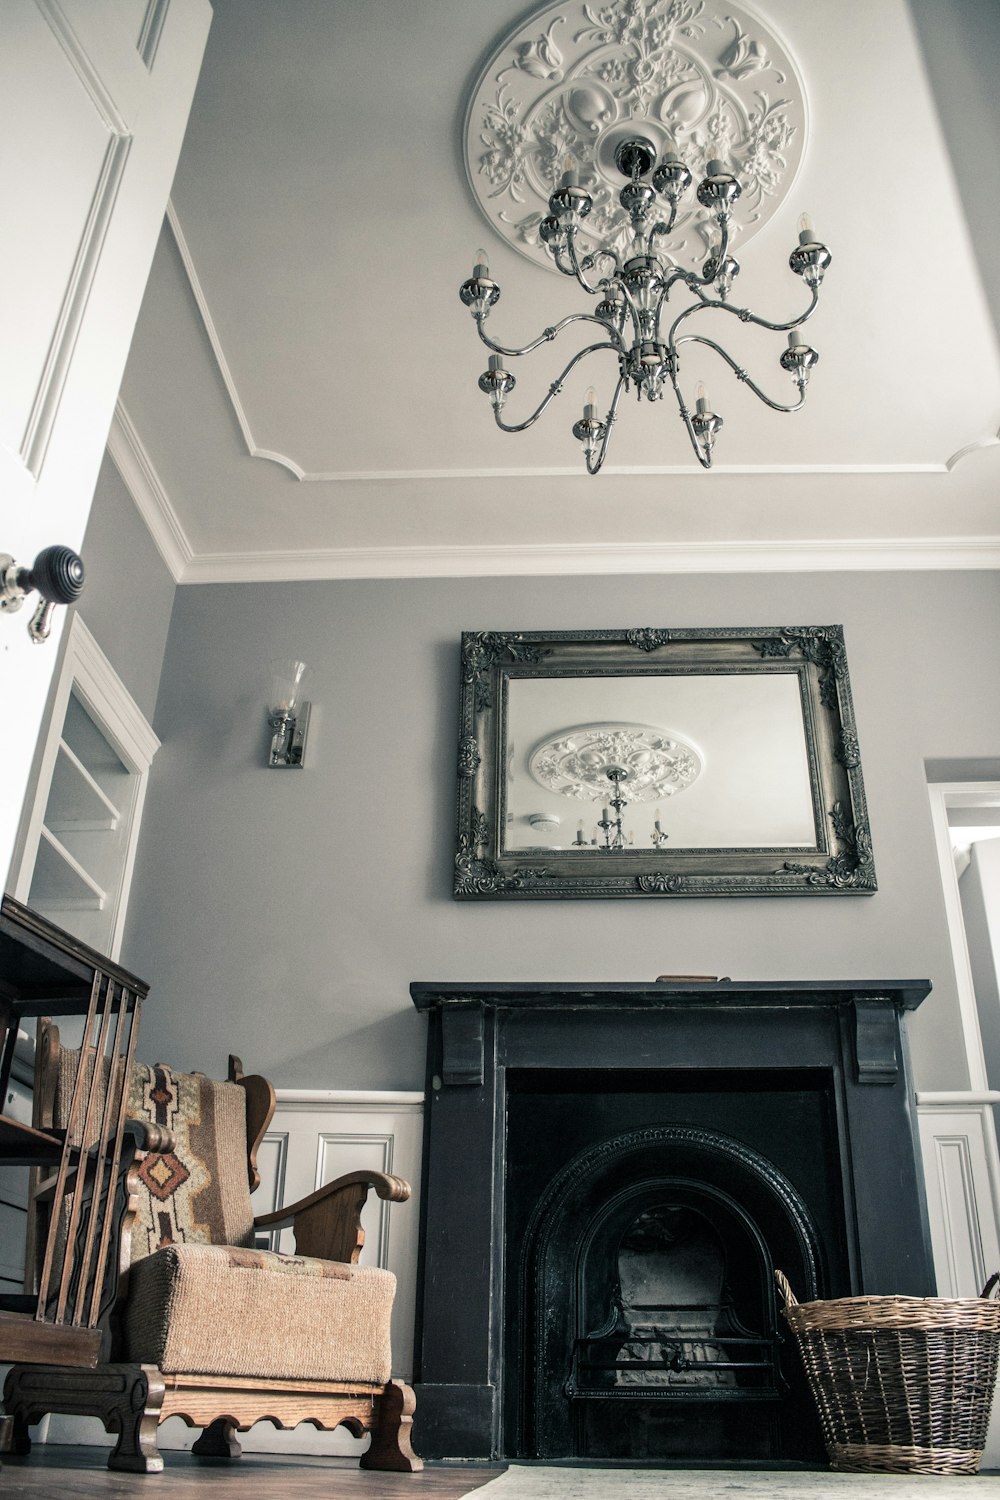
[[459, 136, 831, 474]]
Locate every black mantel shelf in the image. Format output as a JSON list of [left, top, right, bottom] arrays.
[[410, 979, 932, 1012]]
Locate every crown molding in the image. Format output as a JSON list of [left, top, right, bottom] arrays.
[[178, 535, 1000, 584], [108, 403, 1000, 583], [106, 401, 192, 582]]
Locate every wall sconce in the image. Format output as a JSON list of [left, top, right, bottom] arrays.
[[266, 658, 311, 768]]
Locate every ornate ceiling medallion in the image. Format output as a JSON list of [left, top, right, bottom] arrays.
[[528, 722, 703, 802], [464, 0, 808, 274]]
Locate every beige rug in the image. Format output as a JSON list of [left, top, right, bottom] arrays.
[[469, 1466, 1000, 1498]]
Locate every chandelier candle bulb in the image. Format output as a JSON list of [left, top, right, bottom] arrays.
[[489, 354, 504, 372], [707, 158, 726, 177], [473, 250, 490, 278], [584, 387, 597, 420], [560, 156, 579, 189], [695, 383, 711, 415], [798, 213, 815, 245]]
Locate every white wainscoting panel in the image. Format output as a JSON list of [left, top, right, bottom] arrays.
[[252, 1089, 424, 1374], [917, 1101, 1000, 1297], [213, 1088, 425, 1458], [917, 1098, 1000, 1467]]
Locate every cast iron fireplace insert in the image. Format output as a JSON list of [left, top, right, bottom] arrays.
[[410, 980, 934, 1465]]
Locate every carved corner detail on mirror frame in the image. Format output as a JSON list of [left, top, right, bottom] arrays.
[[453, 626, 876, 901]]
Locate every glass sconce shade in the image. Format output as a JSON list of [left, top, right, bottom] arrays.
[[265, 658, 311, 768], [267, 658, 311, 719]]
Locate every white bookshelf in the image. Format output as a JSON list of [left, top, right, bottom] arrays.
[[7, 615, 159, 960]]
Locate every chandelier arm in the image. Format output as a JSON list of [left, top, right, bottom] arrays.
[[551, 242, 622, 282], [552, 245, 578, 277], [710, 286, 821, 336], [661, 220, 735, 299], [647, 200, 680, 254], [592, 247, 623, 279], [585, 373, 628, 476], [670, 288, 821, 340], [565, 231, 606, 296], [660, 267, 713, 301], [674, 335, 807, 415], [475, 312, 626, 359], [653, 278, 712, 340], [491, 343, 622, 435], [667, 363, 713, 469], [665, 282, 819, 350]]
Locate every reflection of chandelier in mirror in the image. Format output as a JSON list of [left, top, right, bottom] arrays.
[[460, 0, 827, 473], [571, 766, 672, 851], [529, 722, 701, 849]]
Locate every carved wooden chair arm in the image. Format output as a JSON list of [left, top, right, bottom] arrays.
[[253, 1170, 411, 1263]]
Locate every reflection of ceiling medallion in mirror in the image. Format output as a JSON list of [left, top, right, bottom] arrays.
[[463, 0, 808, 276], [528, 722, 703, 803]]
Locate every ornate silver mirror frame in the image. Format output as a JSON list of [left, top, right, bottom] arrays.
[[454, 626, 875, 899]]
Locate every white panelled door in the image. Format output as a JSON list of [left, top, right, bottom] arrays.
[[0, 0, 210, 882]]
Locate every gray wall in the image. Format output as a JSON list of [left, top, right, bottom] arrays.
[[76, 454, 176, 724], [120, 569, 1000, 1093]]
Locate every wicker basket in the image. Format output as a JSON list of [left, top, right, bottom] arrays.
[[776, 1269, 1000, 1474]]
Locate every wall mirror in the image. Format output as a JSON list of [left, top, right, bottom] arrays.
[[454, 626, 875, 900]]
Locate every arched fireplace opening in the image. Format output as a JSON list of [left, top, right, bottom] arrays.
[[516, 1126, 826, 1462]]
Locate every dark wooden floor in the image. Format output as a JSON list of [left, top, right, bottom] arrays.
[[0, 1449, 506, 1498]]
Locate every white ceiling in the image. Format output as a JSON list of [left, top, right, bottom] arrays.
[[112, 0, 1000, 581]]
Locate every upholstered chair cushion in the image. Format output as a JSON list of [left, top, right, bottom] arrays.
[[124, 1244, 396, 1381], [125, 1063, 256, 1257]]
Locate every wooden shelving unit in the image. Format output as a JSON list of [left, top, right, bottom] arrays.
[[0, 895, 148, 1368], [0, 1115, 63, 1163]]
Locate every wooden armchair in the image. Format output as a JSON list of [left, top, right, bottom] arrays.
[[3, 1031, 422, 1475]]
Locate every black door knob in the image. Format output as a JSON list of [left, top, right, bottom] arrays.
[[20, 545, 86, 606], [1, 543, 86, 643]]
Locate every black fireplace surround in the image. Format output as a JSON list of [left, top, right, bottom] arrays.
[[409, 980, 934, 1465]]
